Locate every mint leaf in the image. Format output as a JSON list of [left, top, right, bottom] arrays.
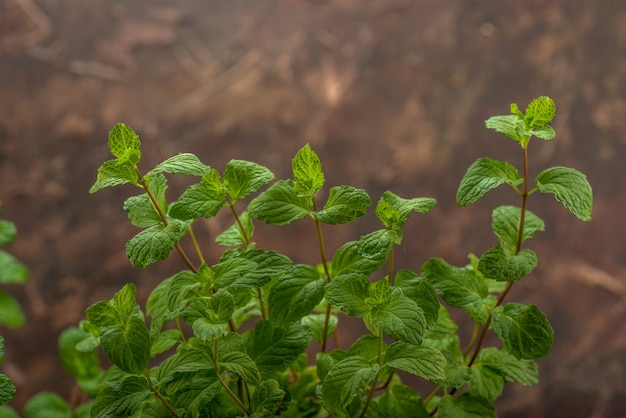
[[212, 257, 260, 289], [268, 264, 325, 325], [58, 327, 101, 381], [324, 273, 371, 317], [107, 123, 141, 163], [474, 347, 538, 385], [394, 269, 439, 328], [478, 244, 537, 282], [123, 175, 167, 228], [373, 291, 427, 345], [421, 258, 488, 310], [491, 205, 544, 251], [91, 376, 149, 418], [457, 158, 523, 206], [126, 219, 189, 269], [147, 153, 211, 177], [0, 375, 16, 407], [185, 288, 235, 324], [219, 249, 293, 289], [90, 159, 139, 193], [219, 351, 261, 385], [0, 220, 16, 245], [100, 314, 151, 374], [169, 169, 226, 221], [292, 144, 324, 198], [435, 393, 496, 418], [384, 341, 446, 382], [23, 392, 71, 418], [0, 291, 25, 328], [247, 321, 311, 377], [536, 166, 593, 221], [468, 365, 504, 403], [0, 251, 28, 284], [375, 191, 437, 228], [485, 114, 522, 142], [320, 356, 379, 418], [224, 159, 275, 201], [371, 384, 429, 418], [250, 379, 287, 418], [215, 211, 254, 246], [524, 96, 556, 129], [491, 303, 554, 359], [302, 314, 337, 344], [313, 186, 371, 225], [248, 180, 310, 225]]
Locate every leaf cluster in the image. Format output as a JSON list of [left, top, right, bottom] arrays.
[[6, 97, 594, 417]]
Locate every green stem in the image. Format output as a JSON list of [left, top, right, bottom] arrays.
[[312, 198, 333, 352], [214, 340, 251, 416], [137, 169, 198, 273], [187, 224, 206, 265], [144, 370, 181, 418], [388, 245, 395, 285], [227, 196, 251, 248], [358, 331, 384, 418]]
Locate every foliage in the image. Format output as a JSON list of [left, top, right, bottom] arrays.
[[17, 96, 594, 417]]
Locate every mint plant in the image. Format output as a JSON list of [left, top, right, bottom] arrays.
[[38, 96, 590, 417]]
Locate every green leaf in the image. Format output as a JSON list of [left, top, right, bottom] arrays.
[[186, 289, 235, 325], [320, 356, 379, 418], [150, 329, 181, 356], [0, 221, 16, 245], [474, 347, 538, 385], [384, 341, 446, 382], [523, 125, 556, 140], [468, 365, 504, 403], [224, 160, 275, 201], [268, 264, 325, 325], [292, 144, 325, 198], [166, 270, 201, 313], [313, 186, 371, 224], [421, 258, 488, 310], [248, 180, 310, 225], [0, 291, 25, 328], [0, 375, 15, 407], [394, 270, 439, 328], [23, 392, 70, 418], [156, 343, 214, 384], [212, 257, 260, 289], [491, 205, 544, 251], [250, 379, 287, 418], [107, 123, 141, 163], [491, 303, 554, 359], [219, 249, 294, 289], [372, 292, 427, 346], [375, 191, 437, 228], [0, 251, 28, 284], [435, 393, 496, 418], [123, 174, 168, 228], [302, 314, 337, 344], [371, 384, 429, 418], [215, 211, 254, 246], [536, 166, 593, 221], [126, 219, 189, 269], [457, 158, 523, 206], [325, 273, 371, 316], [0, 405, 19, 416], [485, 114, 522, 142], [91, 376, 150, 418], [478, 244, 537, 282], [247, 321, 311, 377], [524, 96, 556, 128], [100, 314, 151, 374], [219, 351, 262, 384], [90, 159, 139, 193], [169, 169, 226, 221], [147, 153, 211, 177], [58, 327, 101, 380], [331, 233, 389, 277]]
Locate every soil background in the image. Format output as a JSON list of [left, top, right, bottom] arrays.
[[1, 1, 626, 417]]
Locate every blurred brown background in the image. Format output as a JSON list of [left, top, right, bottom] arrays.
[[1, 0, 625, 416]]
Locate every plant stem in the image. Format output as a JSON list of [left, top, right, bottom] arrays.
[[227, 196, 251, 247], [388, 245, 395, 285], [144, 370, 181, 418], [358, 331, 384, 418], [214, 341, 251, 416], [187, 224, 206, 264], [313, 198, 333, 352], [137, 169, 198, 273]]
